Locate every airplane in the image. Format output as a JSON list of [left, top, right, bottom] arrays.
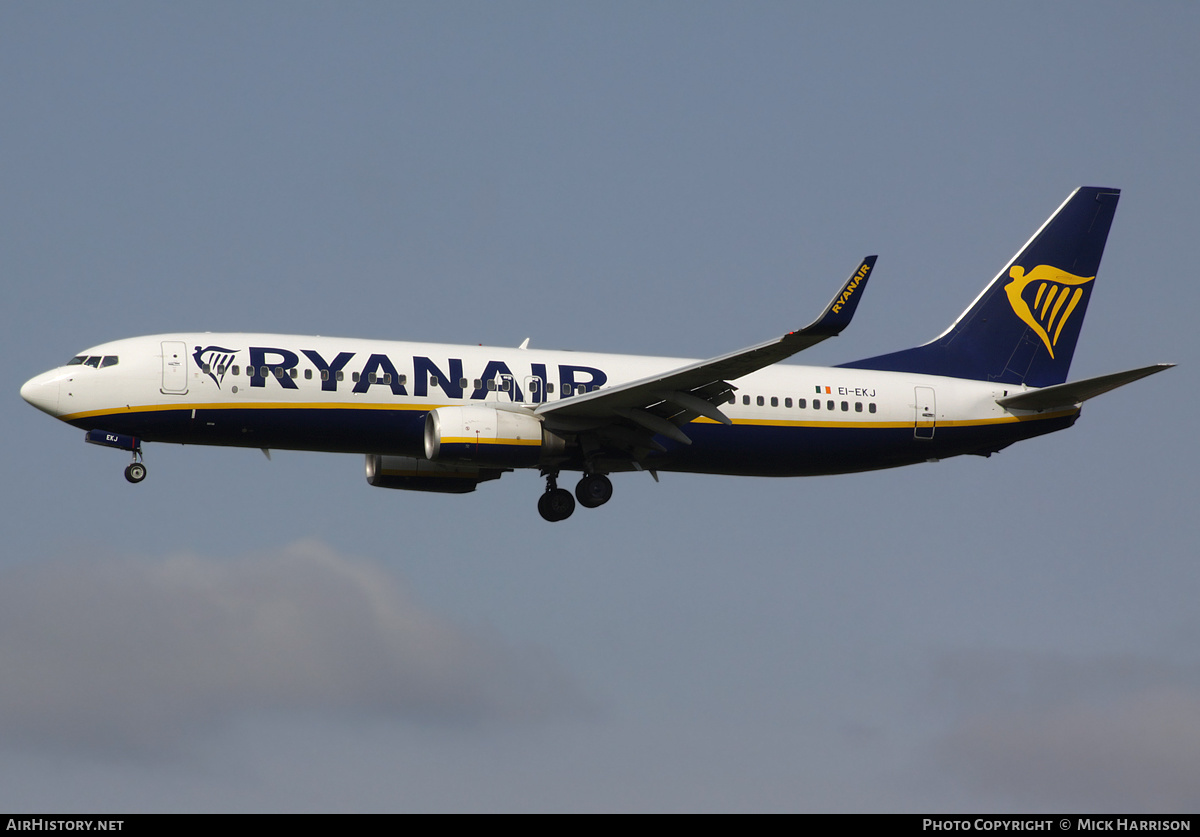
[[20, 186, 1172, 522]]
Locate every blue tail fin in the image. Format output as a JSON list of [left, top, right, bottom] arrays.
[[839, 187, 1120, 387]]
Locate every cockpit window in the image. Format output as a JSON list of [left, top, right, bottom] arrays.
[[67, 355, 120, 368]]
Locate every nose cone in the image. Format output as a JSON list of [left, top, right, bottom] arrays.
[[20, 370, 62, 416]]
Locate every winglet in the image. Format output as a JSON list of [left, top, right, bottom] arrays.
[[795, 255, 877, 338]]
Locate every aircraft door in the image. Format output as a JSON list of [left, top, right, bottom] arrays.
[[914, 386, 935, 439], [523, 376, 544, 404], [494, 373, 521, 402], [161, 341, 188, 395]]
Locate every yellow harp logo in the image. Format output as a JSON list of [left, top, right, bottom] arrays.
[[1004, 264, 1094, 359]]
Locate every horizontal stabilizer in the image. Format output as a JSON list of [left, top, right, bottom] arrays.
[[996, 363, 1174, 410]]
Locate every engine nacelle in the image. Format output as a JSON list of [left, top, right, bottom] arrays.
[[365, 454, 506, 494], [424, 405, 565, 469]]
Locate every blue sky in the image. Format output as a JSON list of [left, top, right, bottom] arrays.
[[2, 2, 1197, 812]]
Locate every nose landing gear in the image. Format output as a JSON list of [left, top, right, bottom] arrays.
[[124, 460, 147, 484], [84, 429, 147, 484]]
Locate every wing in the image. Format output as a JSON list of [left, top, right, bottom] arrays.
[[535, 256, 877, 452]]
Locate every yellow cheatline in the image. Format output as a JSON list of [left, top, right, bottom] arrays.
[[64, 404, 1078, 431], [692, 409, 1078, 430], [441, 437, 541, 446], [61, 401, 443, 422]]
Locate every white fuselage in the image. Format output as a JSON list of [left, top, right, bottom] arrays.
[[20, 332, 1075, 478]]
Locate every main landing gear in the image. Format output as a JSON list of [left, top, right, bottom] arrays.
[[537, 472, 613, 522], [575, 473, 613, 508]]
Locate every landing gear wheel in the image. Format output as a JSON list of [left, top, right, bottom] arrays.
[[538, 488, 576, 522], [575, 474, 613, 508], [124, 462, 147, 484]]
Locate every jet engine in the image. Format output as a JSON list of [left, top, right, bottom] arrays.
[[365, 454, 506, 494], [424, 405, 566, 468]]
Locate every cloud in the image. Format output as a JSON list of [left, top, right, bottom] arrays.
[[929, 650, 1200, 812], [0, 540, 583, 755]]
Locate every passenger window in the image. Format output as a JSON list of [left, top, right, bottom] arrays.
[[368, 372, 377, 384], [275, 368, 285, 378], [101, 356, 119, 368], [798, 398, 806, 409], [304, 369, 312, 380], [546, 383, 555, 393], [430, 376, 438, 387], [742, 395, 750, 405], [336, 371, 344, 381], [290, 368, 298, 379], [321, 370, 329, 381], [841, 401, 848, 411], [352, 372, 360, 382], [232, 365, 240, 376], [459, 378, 468, 388], [84, 357, 101, 368], [384, 373, 392, 384], [202, 363, 211, 374], [770, 397, 778, 407], [869, 403, 877, 413], [260, 366, 269, 377], [855, 402, 862, 412], [756, 396, 764, 406], [488, 379, 497, 391], [562, 383, 571, 395], [785, 398, 792, 408], [827, 400, 834, 410], [501, 379, 510, 391]]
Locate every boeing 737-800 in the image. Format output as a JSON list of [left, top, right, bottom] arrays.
[[20, 187, 1172, 521]]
